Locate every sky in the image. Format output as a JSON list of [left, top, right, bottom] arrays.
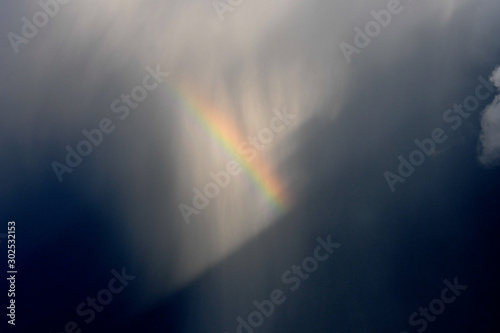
[[1, 0, 500, 332]]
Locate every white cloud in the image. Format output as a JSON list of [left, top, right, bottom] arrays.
[[491, 66, 500, 88], [479, 66, 500, 166]]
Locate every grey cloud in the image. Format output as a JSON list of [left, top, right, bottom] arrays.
[[479, 66, 500, 166]]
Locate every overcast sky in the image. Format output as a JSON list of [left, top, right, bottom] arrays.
[[1, 0, 500, 332]]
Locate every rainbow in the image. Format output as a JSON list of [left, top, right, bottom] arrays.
[[167, 81, 289, 211]]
